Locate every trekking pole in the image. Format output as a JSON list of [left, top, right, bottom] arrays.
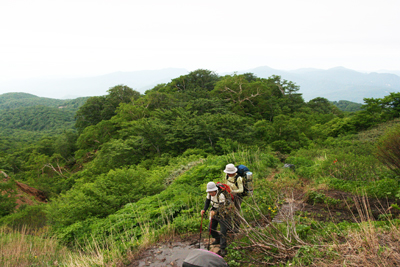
[[199, 213, 204, 249], [207, 217, 212, 250]]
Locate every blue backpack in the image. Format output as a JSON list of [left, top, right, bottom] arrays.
[[236, 164, 250, 177], [234, 164, 253, 197]]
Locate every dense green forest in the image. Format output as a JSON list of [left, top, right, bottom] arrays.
[[0, 70, 399, 266], [0, 106, 76, 131], [0, 93, 87, 154]]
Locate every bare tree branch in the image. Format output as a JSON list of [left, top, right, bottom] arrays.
[[42, 164, 69, 178]]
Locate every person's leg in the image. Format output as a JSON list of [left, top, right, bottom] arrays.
[[233, 195, 243, 232], [209, 217, 220, 241], [218, 218, 229, 256], [219, 218, 228, 249]]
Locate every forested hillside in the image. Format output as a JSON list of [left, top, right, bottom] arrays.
[[0, 69, 399, 266], [0, 106, 75, 131], [0, 93, 88, 154], [0, 92, 88, 110], [331, 100, 363, 112]]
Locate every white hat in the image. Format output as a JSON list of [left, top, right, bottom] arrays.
[[206, 182, 218, 192], [223, 163, 237, 174]]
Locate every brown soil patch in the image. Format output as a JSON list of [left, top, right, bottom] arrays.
[[15, 181, 47, 208], [1, 171, 47, 209], [299, 189, 400, 223]]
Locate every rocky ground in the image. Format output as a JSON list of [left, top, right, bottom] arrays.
[[128, 234, 226, 267]]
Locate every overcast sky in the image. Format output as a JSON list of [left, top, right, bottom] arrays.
[[1, 0, 399, 81]]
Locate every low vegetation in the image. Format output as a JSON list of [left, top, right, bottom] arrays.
[[0, 70, 399, 266]]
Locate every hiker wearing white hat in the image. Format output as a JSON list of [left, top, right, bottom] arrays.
[[223, 163, 244, 233], [200, 182, 229, 257], [223, 164, 244, 210]]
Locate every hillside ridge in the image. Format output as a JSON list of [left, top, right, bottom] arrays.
[[1, 67, 399, 102]]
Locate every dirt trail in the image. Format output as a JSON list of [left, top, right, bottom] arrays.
[[130, 235, 220, 267]]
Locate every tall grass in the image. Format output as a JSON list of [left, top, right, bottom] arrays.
[[1, 226, 66, 267], [0, 226, 120, 267], [309, 196, 400, 266]]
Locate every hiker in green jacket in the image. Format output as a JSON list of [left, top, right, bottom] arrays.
[[223, 163, 244, 232], [200, 182, 229, 257]]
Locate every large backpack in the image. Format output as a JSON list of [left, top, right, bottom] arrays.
[[233, 164, 253, 197], [215, 182, 235, 219]]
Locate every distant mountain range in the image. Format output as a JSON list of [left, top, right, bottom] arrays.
[[1, 66, 399, 103], [0, 92, 88, 111], [0, 68, 188, 100], [233, 66, 400, 103]]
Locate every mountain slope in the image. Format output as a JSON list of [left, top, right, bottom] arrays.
[[0, 92, 88, 111]]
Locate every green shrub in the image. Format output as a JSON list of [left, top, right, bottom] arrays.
[[50, 151, 279, 248], [376, 124, 400, 176], [0, 205, 47, 230], [172, 215, 200, 233], [286, 156, 314, 168], [327, 177, 362, 192], [47, 166, 165, 230], [306, 191, 341, 207], [0, 179, 17, 217], [327, 177, 399, 199], [365, 178, 398, 199], [319, 152, 384, 181]]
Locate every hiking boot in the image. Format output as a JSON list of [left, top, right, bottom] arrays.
[[219, 248, 227, 257], [211, 239, 220, 245]]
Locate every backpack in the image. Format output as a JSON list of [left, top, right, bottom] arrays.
[[216, 182, 234, 202], [233, 164, 253, 197], [215, 182, 235, 219]]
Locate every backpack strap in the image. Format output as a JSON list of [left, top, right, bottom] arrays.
[[226, 174, 240, 188], [216, 190, 221, 204], [234, 174, 240, 187]]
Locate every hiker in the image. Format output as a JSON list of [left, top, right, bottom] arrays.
[[223, 163, 244, 212], [200, 182, 230, 257], [223, 163, 245, 233]]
